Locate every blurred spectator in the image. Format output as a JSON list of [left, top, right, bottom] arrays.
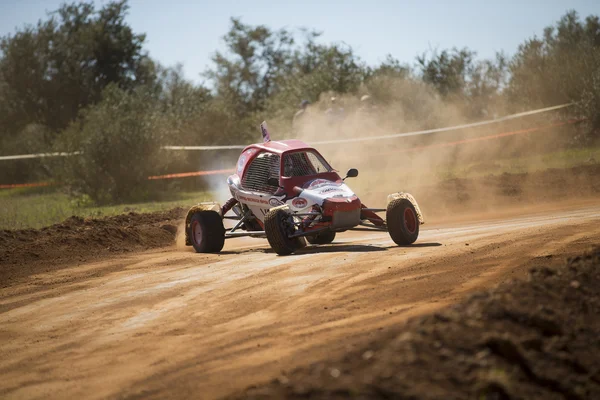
[[292, 99, 311, 133], [358, 94, 377, 114], [325, 97, 345, 125]]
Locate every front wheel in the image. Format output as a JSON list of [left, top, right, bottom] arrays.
[[306, 230, 336, 245], [387, 198, 419, 245], [264, 208, 306, 255], [189, 211, 225, 253]]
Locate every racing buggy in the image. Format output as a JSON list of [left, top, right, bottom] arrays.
[[184, 122, 424, 255]]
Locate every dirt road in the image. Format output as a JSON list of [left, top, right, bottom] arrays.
[[1, 203, 600, 399]]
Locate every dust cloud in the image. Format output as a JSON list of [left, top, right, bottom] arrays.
[[175, 221, 187, 249], [272, 80, 591, 221], [199, 77, 595, 223]]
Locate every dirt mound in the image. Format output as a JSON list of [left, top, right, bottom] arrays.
[[0, 208, 185, 286], [235, 247, 600, 400]]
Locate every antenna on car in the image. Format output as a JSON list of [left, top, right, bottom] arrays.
[[260, 121, 271, 143]]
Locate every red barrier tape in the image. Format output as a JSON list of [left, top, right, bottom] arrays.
[[381, 119, 581, 155], [0, 182, 54, 189], [147, 168, 235, 180], [0, 168, 236, 188], [0, 119, 584, 189]]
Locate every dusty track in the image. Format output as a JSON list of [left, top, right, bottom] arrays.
[[1, 203, 600, 399]]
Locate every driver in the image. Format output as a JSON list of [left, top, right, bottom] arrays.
[[284, 153, 315, 177], [284, 154, 294, 177]]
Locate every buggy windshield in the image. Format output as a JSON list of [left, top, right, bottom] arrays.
[[283, 151, 333, 177]]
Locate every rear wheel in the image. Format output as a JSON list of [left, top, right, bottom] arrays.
[[264, 208, 306, 255], [189, 211, 225, 253], [387, 199, 419, 245], [306, 230, 336, 245]]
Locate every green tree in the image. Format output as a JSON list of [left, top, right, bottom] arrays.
[[416, 48, 507, 118], [205, 18, 297, 116], [206, 18, 367, 128], [368, 55, 411, 80], [508, 11, 600, 137], [153, 63, 213, 145], [465, 53, 508, 118], [0, 0, 152, 144], [416, 47, 475, 98]]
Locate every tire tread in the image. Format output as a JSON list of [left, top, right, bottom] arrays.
[[265, 209, 304, 255], [387, 198, 419, 245], [189, 211, 225, 253]]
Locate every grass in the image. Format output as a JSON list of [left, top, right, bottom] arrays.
[[0, 189, 211, 230]]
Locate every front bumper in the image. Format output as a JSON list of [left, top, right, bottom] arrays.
[[323, 197, 362, 229]]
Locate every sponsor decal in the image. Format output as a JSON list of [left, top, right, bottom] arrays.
[[319, 187, 344, 194], [238, 194, 269, 205], [269, 197, 284, 207], [291, 198, 308, 208], [307, 179, 331, 188], [307, 179, 344, 190]]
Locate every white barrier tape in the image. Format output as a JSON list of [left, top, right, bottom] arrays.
[[0, 103, 574, 159], [162, 103, 573, 150], [312, 103, 574, 145], [0, 151, 82, 161], [3, 119, 583, 189], [162, 144, 246, 150]]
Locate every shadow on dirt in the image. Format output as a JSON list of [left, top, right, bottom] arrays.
[[219, 248, 269, 255], [295, 244, 388, 255], [260, 242, 444, 255], [397, 242, 443, 248]]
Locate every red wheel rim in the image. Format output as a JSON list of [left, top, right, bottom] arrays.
[[192, 220, 203, 245], [404, 208, 417, 234]]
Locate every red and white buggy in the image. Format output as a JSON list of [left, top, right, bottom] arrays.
[[185, 123, 424, 255]]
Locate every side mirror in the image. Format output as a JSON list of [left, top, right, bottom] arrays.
[[344, 168, 358, 180], [267, 177, 280, 187]]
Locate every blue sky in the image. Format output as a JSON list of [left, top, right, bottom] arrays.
[[2, 0, 598, 84]]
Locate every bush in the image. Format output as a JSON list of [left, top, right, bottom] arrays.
[[53, 84, 170, 204]]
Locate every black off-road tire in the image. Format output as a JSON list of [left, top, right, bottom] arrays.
[[189, 211, 225, 253], [306, 230, 336, 245], [387, 198, 419, 245], [264, 208, 306, 255]]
